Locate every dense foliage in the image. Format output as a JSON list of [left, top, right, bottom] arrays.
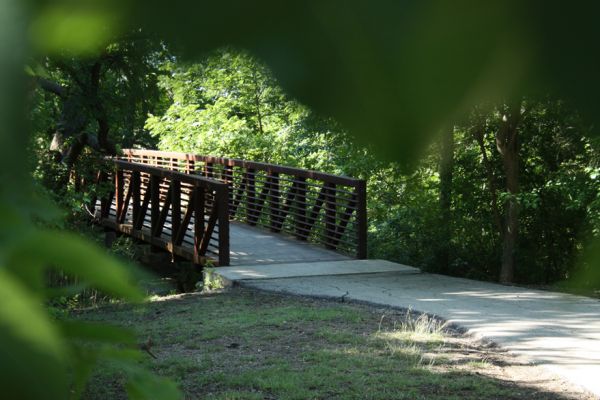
[[29, 35, 168, 192], [3, 1, 600, 398], [146, 49, 599, 287]]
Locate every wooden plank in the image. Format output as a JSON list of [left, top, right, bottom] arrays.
[[303, 185, 327, 239], [332, 193, 357, 247], [295, 177, 307, 239], [131, 171, 141, 224], [100, 219, 217, 265], [174, 190, 195, 245], [246, 168, 256, 225], [205, 162, 213, 178], [115, 168, 124, 222], [324, 182, 337, 249], [113, 160, 226, 189], [124, 148, 362, 186], [118, 174, 134, 224], [269, 172, 281, 232], [216, 186, 230, 266], [171, 180, 181, 242], [150, 175, 160, 236], [199, 205, 219, 255], [154, 184, 173, 237], [135, 184, 151, 230], [224, 165, 233, 210], [194, 187, 205, 259], [248, 173, 272, 225], [356, 180, 367, 259], [273, 180, 298, 232]]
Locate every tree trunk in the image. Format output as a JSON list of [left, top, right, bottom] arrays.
[[473, 124, 503, 234], [90, 61, 117, 156], [500, 150, 519, 283], [496, 101, 523, 283], [437, 126, 454, 273], [252, 71, 264, 135]]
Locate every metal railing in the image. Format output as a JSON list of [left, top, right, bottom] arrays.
[[98, 158, 230, 266], [122, 149, 367, 259]]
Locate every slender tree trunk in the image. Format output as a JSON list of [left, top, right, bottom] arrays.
[[62, 132, 88, 170], [438, 126, 454, 273], [473, 124, 503, 234], [254, 91, 264, 135], [500, 149, 519, 283], [90, 61, 116, 156], [496, 101, 523, 283], [252, 71, 264, 135]]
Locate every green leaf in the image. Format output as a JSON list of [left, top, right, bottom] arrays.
[[126, 368, 182, 400], [29, 4, 120, 55], [59, 320, 137, 345], [0, 268, 68, 399], [6, 229, 144, 302]]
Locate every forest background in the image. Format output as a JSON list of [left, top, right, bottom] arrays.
[[31, 41, 599, 287], [3, 2, 600, 398]]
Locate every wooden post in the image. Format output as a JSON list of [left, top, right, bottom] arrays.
[[246, 168, 256, 225], [325, 182, 337, 249], [217, 185, 230, 266], [295, 177, 307, 239], [150, 175, 160, 237], [115, 167, 124, 223], [269, 172, 280, 231], [205, 162, 213, 178], [356, 180, 367, 259], [186, 159, 195, 175], [224, 165, 233, 213], [134, 183, 150, 230], [194, 186, 205, 260], [131, 171, 141, 225], [171, 179, 181, 244]]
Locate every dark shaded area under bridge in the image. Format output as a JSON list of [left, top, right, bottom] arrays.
[[93, 149, 367, 267]]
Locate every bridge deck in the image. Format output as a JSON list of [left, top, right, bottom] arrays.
[[227, 222, 350, 266], [100, 200, 349, 266]]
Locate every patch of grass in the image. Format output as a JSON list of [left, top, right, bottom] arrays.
[[79, 289, 585, 399]]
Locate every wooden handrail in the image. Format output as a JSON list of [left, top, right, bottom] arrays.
[[123, 149, 363, 187], [113, 159, 227, 188]]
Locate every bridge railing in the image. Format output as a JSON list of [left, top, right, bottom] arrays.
[[98, 158, 230, 266], [122, 149, 367, 258]]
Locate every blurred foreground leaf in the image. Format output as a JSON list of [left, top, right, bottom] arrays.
[[29, 2, 123, 55], [59, 320, 136, 345], [6, 230, 144, 302], [26, 1, 600, 164], [0, 269, 68, 399], [126, 368, 182, 400]]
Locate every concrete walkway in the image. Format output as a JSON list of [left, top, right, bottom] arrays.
[[214, 259, 600, 397]]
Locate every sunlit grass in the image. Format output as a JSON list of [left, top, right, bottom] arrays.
[[79, 288, 575, 399]]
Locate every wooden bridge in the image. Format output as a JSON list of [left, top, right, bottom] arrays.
[[94, 149, 367, 267]]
